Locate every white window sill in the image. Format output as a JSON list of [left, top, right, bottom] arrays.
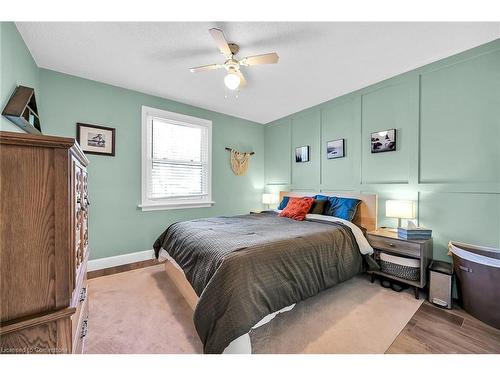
[[139, 201, 215, 211]]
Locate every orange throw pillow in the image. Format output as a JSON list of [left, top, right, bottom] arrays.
[[279, 197, 315, 221]]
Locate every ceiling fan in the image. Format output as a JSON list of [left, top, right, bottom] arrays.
[[189, 28, 279, 91]]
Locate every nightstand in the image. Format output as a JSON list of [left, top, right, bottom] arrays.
[[366, 228, 433, 299]]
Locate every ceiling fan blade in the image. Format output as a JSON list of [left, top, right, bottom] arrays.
[[240, 52, 279, 66], [209, 28, 232, 58], [189, 64, 222, 73], [237, 70, 247, 88]]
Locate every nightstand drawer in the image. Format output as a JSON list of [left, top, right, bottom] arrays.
[[368, 235, 421, 258]]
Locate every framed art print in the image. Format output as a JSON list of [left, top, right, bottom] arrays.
[[327, 139, 345, 159], [77, 123, 116, 156], [371, 129, 396, 153], [295, 146, 310, 162]]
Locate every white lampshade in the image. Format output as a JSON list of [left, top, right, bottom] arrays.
[[386, 200, 415, 219], [224, 72, 241, 90], [262, 193, 278, 205]]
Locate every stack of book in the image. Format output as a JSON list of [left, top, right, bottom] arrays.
[[397, 227, 432, 240]]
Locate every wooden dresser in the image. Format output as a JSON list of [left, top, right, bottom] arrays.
[[0, 131, 90, 354]]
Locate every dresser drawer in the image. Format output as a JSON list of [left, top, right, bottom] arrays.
[[72, 249, 88, 301], [1, 310, 74, 354], [368, 234, 421, 258], [72, 294, 89, 354], [71, 281, 88, 340], [71, 252, 88, 341]]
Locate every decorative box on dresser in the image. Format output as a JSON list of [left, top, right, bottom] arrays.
[[0, 131, 90, 354]]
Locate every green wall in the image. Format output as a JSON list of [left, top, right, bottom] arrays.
[[1, 22, 265, 260], [265, 39, 500, 261], [38, 69, 265, 260], [0, 22, 40, 132]]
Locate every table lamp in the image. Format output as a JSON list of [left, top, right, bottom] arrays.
[[385, 200, 415, 231], [262, 193, 278, 210]]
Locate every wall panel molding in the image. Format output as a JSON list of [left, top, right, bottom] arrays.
[[360, 78, 416, 185], [264, 40, 500, 258], [290, 111, 321, 190], [320, 95, 360, 190], [265, 119, 291, 185], [419, 49, 500, 185]]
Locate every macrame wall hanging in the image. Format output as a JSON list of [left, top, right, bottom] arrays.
[[225, 147, 255, 176]]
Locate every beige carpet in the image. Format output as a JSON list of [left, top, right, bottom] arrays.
[[85, 264, 202, 354], [249, 275, 424, 353], [85, 264, 423, 354]]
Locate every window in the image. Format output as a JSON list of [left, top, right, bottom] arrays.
[[140, 106, 213, 211]]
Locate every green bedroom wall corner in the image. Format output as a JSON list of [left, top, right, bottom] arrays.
[[0, 22, 40, 133], [264, 39, 500, 260], [1, 22, 266, 261], [37, 69, 266, 260]]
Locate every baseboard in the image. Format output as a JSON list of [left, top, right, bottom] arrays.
[[87, 249, 155, 272]]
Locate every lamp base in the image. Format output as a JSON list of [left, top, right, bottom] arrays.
[[386, 218, 402, 232]]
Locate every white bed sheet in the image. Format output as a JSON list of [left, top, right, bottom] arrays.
[[305, 213, 374, 255]]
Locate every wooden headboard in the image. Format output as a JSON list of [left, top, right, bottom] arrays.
[[279, 191, 378, 232]]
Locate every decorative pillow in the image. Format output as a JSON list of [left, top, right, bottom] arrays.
[[314, 194, 329, 201], [324, 197, 361, 221], [279, 197, 315, 221], [314, 194, 333, 211], [277, 196, 290, 210], [308, 199, 327, 214]]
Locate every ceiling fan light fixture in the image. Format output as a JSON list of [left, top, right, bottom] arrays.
[[190, 28, 279, 92], [224, 72, 241, 90]]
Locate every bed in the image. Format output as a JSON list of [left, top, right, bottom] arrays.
[[153, 191, 378, 354]]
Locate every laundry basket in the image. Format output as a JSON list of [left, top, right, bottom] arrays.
[[448, 241, 500, 329]]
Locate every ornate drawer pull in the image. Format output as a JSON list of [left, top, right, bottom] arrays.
[[79, 287, 87, 303], [388, 243, 395, 247], [80, 319, 88, 339]]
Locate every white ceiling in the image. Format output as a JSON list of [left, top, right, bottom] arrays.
[[16, 22, 500, 124]]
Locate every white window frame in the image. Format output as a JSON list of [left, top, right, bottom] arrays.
[[140, 105, 213, 211]]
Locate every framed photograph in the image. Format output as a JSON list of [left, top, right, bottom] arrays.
[[295, 146, 310, 163], [77, 123, 116, 156], [327, 139, 345, 159], [371, 129, 396, 153]]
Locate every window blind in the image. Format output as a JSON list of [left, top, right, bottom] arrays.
[[149, 117, 209, 200]]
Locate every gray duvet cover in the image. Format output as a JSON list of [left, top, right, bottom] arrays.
[[153, 211, 365, 354]]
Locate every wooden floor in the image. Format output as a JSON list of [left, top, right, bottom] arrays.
[[387, 301, 500, 354]]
